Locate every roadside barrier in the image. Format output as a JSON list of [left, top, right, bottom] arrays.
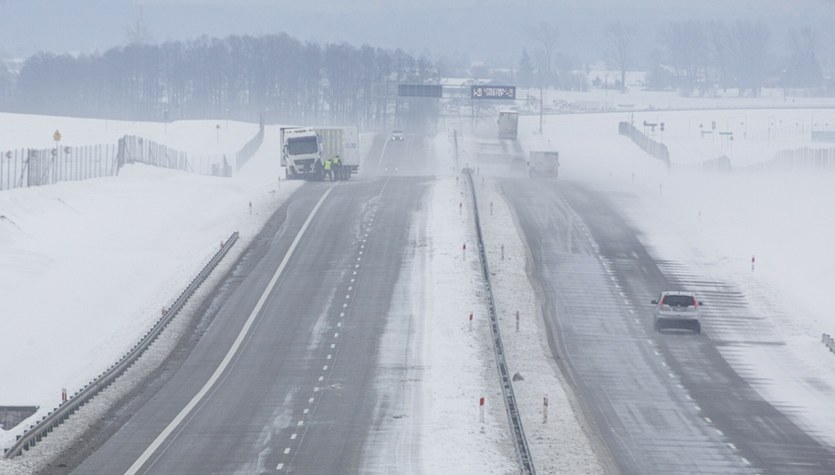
[[3, 232, 239, 459], [464, 168, 535, 474]]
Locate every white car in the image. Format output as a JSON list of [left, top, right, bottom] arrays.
[[652, 291, 703, 334], [390, 129, 404, 141]]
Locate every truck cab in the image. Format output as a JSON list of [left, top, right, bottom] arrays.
[[282, 127, 322, 178]]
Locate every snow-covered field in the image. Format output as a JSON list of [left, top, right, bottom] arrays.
[[2, 95, 835, 472]]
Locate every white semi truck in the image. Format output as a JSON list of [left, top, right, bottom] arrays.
[[280, 126, 360, 180], [498, 110, 519, 139]]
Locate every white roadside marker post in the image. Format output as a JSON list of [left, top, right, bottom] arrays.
[[479, 397, 485, 424]]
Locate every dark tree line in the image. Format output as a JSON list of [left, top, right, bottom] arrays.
[[646, 20, 829, 95], [516, 19, 830, 96], [0, 33, 437, 127]]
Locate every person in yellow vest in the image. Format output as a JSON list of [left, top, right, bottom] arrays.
[[334, 154, 343, 180], [324, 157, 332, 181]]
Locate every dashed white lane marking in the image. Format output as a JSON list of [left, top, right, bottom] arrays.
[[284, 448, 291, 455], [654, 350, 661, 356], [278, 224, 367, 472], [741, 457, 751, 465], [291, 433, 298, 440], [635, 319, 641, 324], [668, 372, 676, 378], [629, 309, 635, 314], [704, 416, 712, 423], [297, 420, 304, 427], [124, 188, 335, 475], [727, 443, 736, 450]]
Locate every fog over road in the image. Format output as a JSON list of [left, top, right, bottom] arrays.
[[499, 177, 835, 474]]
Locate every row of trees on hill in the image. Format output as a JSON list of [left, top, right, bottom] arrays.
[[0, 33, 437, 126], [516, 20, 830, 96]]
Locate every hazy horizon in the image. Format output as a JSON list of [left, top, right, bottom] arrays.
[[2, 0, 835, 68]]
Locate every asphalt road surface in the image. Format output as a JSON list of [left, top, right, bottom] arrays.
[[70, 140, 431, 473], [499, 177, 835, 474]]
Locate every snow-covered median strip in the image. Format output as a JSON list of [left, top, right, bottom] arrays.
[[418, 175, 518, 473]]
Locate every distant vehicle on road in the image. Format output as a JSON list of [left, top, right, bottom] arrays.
[[498, 110, 519, 139], [528, 150, 559, 178], [390, 129, 404, 141], [652, 291, 702, 334]]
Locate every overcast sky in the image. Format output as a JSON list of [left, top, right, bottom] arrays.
[[1, 0, 834, 66]]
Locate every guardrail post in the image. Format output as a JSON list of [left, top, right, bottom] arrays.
[[3, 232, 240, 460]]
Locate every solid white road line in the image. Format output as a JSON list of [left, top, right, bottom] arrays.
[[125, 187, 334, 475]]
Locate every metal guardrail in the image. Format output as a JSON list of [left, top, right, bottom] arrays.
[[464, 169, 535, 474], [823, 334, 835, 354], [4, 232, 240, 459]]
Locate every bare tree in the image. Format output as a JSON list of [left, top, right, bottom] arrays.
[[126, 3, 154, 46], [605, 22, 634, 91], [730, 20, 770, 96], [660, 20, 708, 93], [785, 26, 823, 89], [529, 22, 558, 85]]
